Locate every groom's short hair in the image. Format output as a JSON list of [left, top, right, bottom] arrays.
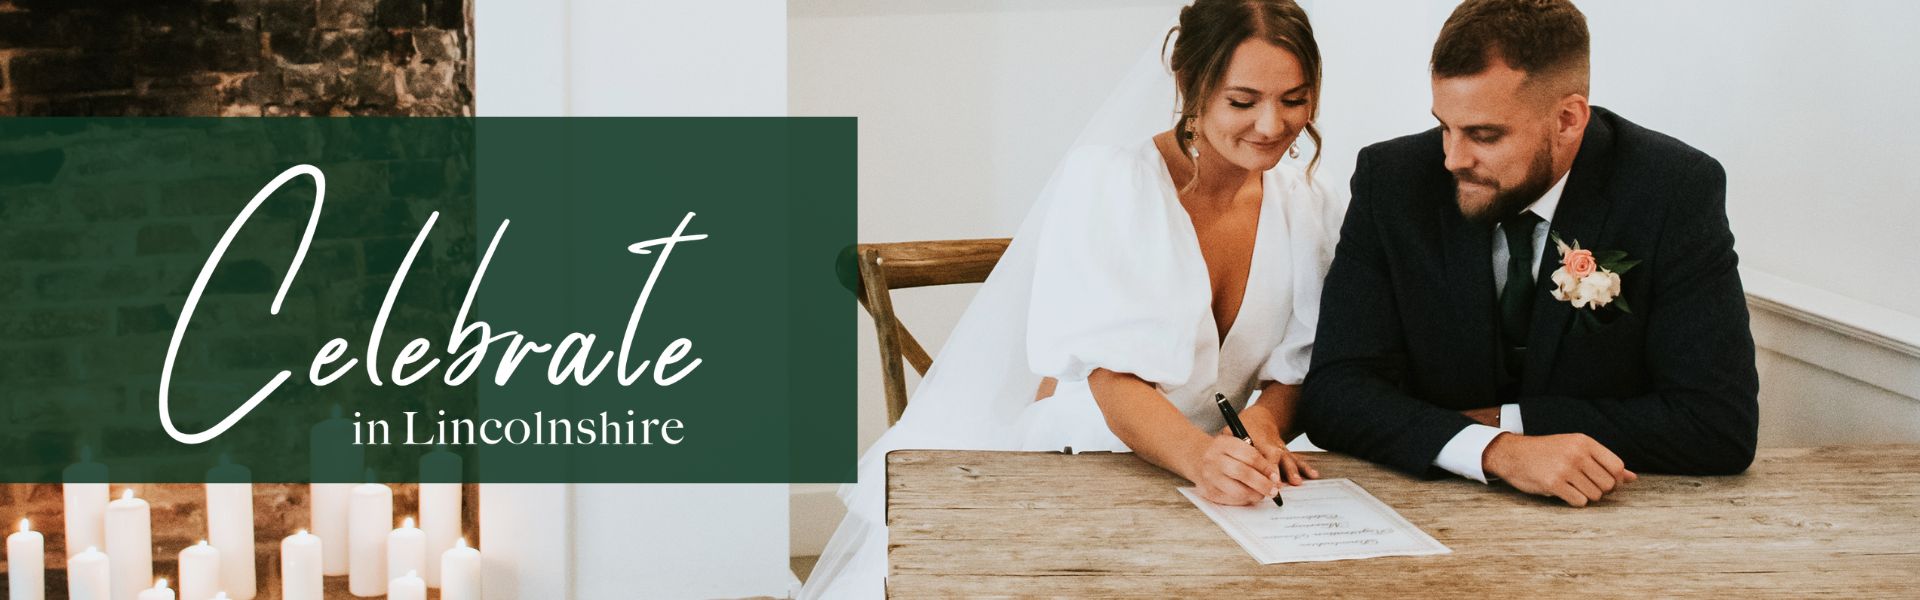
[[1432, 0, 1590, 97]]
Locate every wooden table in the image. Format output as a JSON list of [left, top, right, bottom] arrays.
[[886, 446, 1920, 597]]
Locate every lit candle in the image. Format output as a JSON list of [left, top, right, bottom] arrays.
[[65, 546, 109, 600], [205, 456, 255, 600], [439, 537, 480, 600], [347, 478, 391, 597], [311, 405, 361, 577], [418, 447, 461, 587], [386, 517, 425, 589], [61, 446, 109, 563], [106, 489, 153, 600], [135, 579, 175, 600], [177, 541, 220, 600], [7, 518, 44, 600], [279, 530, 322, 600], [387, 570, 426, 600]]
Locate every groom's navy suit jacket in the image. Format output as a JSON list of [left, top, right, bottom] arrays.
[[1301, 106, 1759, 477]]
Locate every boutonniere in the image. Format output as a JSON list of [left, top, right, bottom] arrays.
[[1548, 232, 1637, 327]]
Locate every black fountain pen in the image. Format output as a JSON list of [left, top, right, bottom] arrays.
[[1214, 393, 1283, 507]]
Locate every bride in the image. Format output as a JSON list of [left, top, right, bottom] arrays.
[[804, 1, 1342, 596]]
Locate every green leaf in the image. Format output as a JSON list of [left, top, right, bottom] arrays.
[[1607, 259, 1641, 273], [1614, 296, 1633, 314], [1595, 250, 1629, 263]]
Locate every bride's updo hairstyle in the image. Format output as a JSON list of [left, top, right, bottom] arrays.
[[1165, 0, 1324, 176]]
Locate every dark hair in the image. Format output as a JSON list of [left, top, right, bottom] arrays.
[[1164, 0, 1323, 176], [1431, 0, 1590, 93]]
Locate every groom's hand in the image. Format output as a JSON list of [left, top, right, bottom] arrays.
[[1483, 432, 1638, 507]]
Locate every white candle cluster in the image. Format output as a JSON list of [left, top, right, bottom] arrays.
[[3, 449, 481, 600]]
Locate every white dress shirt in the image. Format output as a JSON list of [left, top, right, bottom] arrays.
[[1433, 172, 1570, 483]]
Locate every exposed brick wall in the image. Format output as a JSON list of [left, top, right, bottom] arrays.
[[0, 0, 472, 116], [0, 0, 477, 590]]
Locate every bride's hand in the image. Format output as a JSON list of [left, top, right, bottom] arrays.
[[1233, 396, 1320, 486], [1185, 432, 1282, 506], [1260, 439, 1318, 487], [1212, 424, 1319, 489]]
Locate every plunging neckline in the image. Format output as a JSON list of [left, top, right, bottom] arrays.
[[1152, 146, 1270, 350]]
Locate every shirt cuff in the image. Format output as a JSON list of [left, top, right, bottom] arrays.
[[1434, 424, 1505, 484], [1501, 403, 1524, 434]]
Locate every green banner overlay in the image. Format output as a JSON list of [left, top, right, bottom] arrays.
[[0, 118, 856, 484]]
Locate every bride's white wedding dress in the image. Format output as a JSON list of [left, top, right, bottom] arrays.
[[801, 136, 1342, 598]]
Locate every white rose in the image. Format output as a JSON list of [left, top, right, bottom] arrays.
[[1578, 271, 1616, 308], [1549, 268, 1578, 302]]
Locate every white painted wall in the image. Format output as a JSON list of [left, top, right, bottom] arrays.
[[471, 0, 1920, 571], [476, 0, 797, 597], [789, 0, 1920, 556]]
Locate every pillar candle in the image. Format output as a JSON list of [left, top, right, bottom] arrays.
[[309, 484, 351, 576], [61, 446, 109, 563], [136, 579, 174, 600], [386, 517, 425, 588], [8, 518, 44, 600], [439, 537, 480, 600], [311, 405, 362, 577], [387, 570, 426, 600], [106, 489, 153, 600], [279, 530, 322, 600], [347, 479, 391, 597], [418, 447, 461, 587], [176, 541, 220, 600], [204, 457, 254, 600], [66, 546, 110, 600]]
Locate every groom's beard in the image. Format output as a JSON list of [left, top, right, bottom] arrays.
[[1455, 145, 1555, 226]]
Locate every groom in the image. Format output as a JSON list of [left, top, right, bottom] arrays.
[[1301, 0, 1758, 506]]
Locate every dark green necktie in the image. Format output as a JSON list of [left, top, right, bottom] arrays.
[[1499, 211, 1544, 379]]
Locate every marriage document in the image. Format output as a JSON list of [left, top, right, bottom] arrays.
[[1178, 478, 1451, 564]]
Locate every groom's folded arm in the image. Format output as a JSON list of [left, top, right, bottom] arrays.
[[1517, 156, 1760, 475], [1302, 148, 1484, 477]]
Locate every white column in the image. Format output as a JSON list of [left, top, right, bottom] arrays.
[[472, 0, 797, 597]]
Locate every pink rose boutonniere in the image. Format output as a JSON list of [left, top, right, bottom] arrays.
[[1548, 232, 1638, 327]]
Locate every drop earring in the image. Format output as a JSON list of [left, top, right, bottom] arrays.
[[1185, 116, 1200, 158], [1288, 142, 1300, 159]]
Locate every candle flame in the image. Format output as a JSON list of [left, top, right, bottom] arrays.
[[122, 488, 134, 500], [457, 536, 468, 548], [198, 539, 208, 546], [406, 569, 418, 578], [403, 516, 415, 528], [18, 518, 27, 532], [298, 528, 309, 535], [155, 578, 169, 589]]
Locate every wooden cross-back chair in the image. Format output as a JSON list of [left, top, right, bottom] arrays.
[[845, 238, 1012, 425]]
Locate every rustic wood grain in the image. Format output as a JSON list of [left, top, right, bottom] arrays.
[[886, 446, 1920, 598]]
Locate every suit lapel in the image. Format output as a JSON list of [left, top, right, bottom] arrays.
[[1437, 178, 1499, 396], [1521, 110, 1616, 392]]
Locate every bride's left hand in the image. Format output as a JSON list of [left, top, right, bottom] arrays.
[[1230, 402, 1320, 486]]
